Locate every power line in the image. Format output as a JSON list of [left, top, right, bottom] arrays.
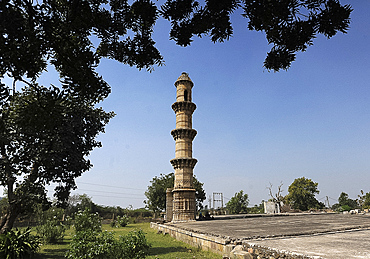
[[76, 181, 146, 191], [72, 192, 144, 200], [76, 188, 145, 197], [318, 196, 338, 202]]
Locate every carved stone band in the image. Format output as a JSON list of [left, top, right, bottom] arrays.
[[172, 101, 196, 114], [170, 158, 198, 169], [171, 128, 197, 141]]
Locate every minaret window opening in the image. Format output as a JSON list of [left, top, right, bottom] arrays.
[[184, 90, 188, 101]]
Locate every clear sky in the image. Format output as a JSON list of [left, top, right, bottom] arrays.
[[8, 1, 370, 209]]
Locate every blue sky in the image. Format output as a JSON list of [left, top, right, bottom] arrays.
[[74, 0, 370, 208], [66, 0, 369, 209], [5, 1, 370, 209]]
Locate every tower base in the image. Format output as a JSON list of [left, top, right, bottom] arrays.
[[171, 188, 196, 222]]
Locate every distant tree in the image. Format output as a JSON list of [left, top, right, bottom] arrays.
[[192, 176, 207, 211], [286, 177, 324, 211], [226, 190, 249, 214], [144, 173, 206, 215], [144, 173, 174, 215], [248, 201, 264, 214], [267, 182, 285, 203], [338, 192, 358, 210], [65, 194, 97, 216], [363, 193, 370, 210], [358, 190, 370, 210]]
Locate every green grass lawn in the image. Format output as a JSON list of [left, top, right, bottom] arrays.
[[35, 223, 222, 259]]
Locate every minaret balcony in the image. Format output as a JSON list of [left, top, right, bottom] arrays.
[[171, 128, 197, 141], [172, 101, 196, 114], [170, 158, 198, 169]]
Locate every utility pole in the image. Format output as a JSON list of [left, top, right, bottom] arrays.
[[213, 192, 223, 209], [326, 196, 330, 209]]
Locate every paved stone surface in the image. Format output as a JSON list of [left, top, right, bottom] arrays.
[[171, 213, 370, 258], [250, 229, 370, 259]]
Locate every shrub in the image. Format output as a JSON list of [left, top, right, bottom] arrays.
[[36, 220, 65, 244], [66, 230, 116, 259], [67, 210, 150, 259], [36, 207, 66, 244], [341, 205, 352, 211], [115, 230, 150, 259], [111, 215, 129, 228], [0, 228, 40, 259], [66, 229, 150, 259], [67, 209, 110, 259], [74, 210, 102, 233]]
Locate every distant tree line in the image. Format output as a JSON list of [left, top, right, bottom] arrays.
[[0, 193, 153, 227], [224, 177, 370, 215]]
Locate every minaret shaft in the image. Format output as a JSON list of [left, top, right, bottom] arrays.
[[167, 72, 197, 222]]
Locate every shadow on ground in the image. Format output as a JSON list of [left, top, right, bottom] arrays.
[[149, 246, 189, 256], [36, 249, 67, 259]]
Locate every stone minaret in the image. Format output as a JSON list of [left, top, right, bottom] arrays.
[[167, 72, 197, 222]]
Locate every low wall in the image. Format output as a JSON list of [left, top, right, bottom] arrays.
[[150, 222, 318, 259], [150, 222, 229, 254]]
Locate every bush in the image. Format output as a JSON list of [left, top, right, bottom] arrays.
[[36, 220, 65, 244], [0, 228, 40, 259], [74, 210, 102, 233], [341, 205, 352, 211], [66, 230, 116, 259], [111, 215, 129, 228], [66, 229, 150, 259], [115, 230, 150, 259], [36, 207, 66, 244], [66, 230, 150, 259], [67, 209, 111, 259], [67, 210, 150, 259]]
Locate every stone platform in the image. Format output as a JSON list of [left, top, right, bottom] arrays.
[[151, 213, 370, 258]]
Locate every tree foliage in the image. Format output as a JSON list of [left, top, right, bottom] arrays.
[[363, 193, 370, 210], [161, 0, 352, 71], [358, 190, 370, 210], [0, 85, 113, 233], [337, 192, 358, 210], [0, 0, 352, 98], [65, 194, 97, 216], [145, 173, 206, 213], [286, 177, 323, 211], [226, 190, 249, 214], [247, 201, 264, 214]]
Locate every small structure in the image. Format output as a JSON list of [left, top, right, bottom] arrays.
[[264, 201, 281, 214], [166, 72, 197, 222]]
